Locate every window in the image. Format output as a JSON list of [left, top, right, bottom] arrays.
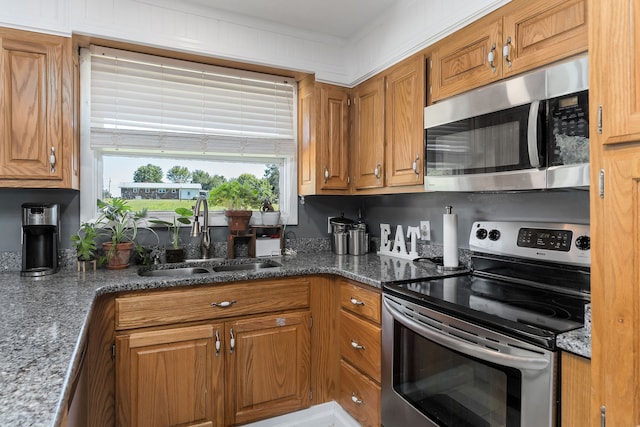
[[80, 46, 298, 225]]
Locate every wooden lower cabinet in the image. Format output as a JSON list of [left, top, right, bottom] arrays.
[[337, 280, 382, 426], [116, 324, 223, 427], [115, 277, 312, 427], [225, 312, 310, 426], [117, 311, 310, 427], [560, 352, 591, 427]]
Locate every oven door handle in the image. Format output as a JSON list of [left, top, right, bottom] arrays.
[[383, 299, 550, 371]]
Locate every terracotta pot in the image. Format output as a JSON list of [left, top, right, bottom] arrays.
[[165, 247, 185, 263], [102, 241, 134, 269], [225, 210, 253, 234]]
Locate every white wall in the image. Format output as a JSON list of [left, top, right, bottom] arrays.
[[0, 0, 509, 85]]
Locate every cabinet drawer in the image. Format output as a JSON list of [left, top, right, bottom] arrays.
[[340, 310, 381, 383], [116, 278, 310, 330], [338, 360, 381, 427], [340, 282, 381, 324]]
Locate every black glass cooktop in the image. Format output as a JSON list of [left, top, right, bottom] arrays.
[[383, 273, 589, 349]]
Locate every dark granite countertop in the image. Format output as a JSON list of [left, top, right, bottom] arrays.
[[0, 250, 590, 426], [0, 251, 454, 426]]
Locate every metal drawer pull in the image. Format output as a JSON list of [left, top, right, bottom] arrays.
[[215, 330, 221, 357], [211, 300, 237, 308], [503, 36, 512, 68], [487, 43, 497, 73], [49, 147, 56, 173], [350, 298, 365, 306], [351, 393, 364, 405], [229, 328, 235, 354], [351, 340, 366, 350]]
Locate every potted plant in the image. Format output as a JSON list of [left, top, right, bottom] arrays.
[[209, 180, 261, 234], [71, 222, 98, 271], [151, 207, 193, 263], [260, 198, 280, 225], [95, 198, 156, 269]]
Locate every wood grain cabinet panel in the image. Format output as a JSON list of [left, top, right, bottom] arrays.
[[115, 278, 310, 330], [0, 27, 78, 188], [225, 311, 311, 426], [116, 324, 223, 427], [340, 281, 381, 324], [384, 55, 425, 187], [339, 310, 381, 383], [338, 360, 381, 427], [352, 76, 385, 190], [430, 0, 587, 101], [297, 77, 350, 195], [560, 352, 591, 426]]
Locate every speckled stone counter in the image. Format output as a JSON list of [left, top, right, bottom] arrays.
[[0, 251, 459, 426], [557, 303, 591, 359]]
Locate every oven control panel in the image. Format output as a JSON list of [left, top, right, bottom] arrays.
[[469, 221, 590, 266]]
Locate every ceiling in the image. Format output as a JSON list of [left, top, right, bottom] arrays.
[[185, 0, 397, 39]]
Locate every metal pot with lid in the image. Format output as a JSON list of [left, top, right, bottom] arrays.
[[330, 215, 354, 254]]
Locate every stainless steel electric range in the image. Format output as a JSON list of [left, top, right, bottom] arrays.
[[382, 221, 590, 427]]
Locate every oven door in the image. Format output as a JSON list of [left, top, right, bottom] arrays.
[[382, 295, 557, 427]]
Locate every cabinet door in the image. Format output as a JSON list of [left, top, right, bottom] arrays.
[[0, 28, 74, 186], [225, 311, 311, 425], [384, 56, 425, 187], [591, 0, 640, 144], [116, 324, 224, 427], [502, 0, 587, 77], [319, 84, 350, 190], [298, 76, 317, 195], [431, 17, 502, 101], [560, 352, 591, 426], [352, 76, 385, 190]]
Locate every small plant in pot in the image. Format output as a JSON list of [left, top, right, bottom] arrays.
[[71, 222, 98, 271], [151, 207, 193, 263], [209, 180, 260, 234], [95, 198, 157, 269], [260, 199, 280, 226]]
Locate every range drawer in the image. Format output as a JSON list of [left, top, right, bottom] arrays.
[[338, 360, 381, 427], [116, 278, 310, 330], [340, 310, 381, 382], [339, 281, 381, 324]]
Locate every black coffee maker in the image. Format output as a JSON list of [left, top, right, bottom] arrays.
[[21, 203, 60, 277]]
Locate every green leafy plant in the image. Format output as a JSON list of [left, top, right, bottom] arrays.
[[151, 207, 193, 249], [208, 180, 261, 211], [71, 222, 98, 261], [95, 198, 159, 265]]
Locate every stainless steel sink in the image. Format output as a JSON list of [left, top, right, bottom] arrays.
[[139, 267, 212, 277], [211, 261, 281, 272]]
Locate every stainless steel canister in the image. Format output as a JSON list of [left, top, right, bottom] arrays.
[[348, 227, 369, 255], [330, 215, 353, 255]]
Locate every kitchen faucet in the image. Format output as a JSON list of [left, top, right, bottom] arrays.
[[190, 195, 212, 259]]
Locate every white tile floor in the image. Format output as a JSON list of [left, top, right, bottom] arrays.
[[241, 402, 362, 427]]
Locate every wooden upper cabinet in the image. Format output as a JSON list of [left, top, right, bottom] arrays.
[[352, 76, 385, 190], [502, 0, 587, 77], [0, 27, 78, 189], [431, 0, 587, 101], [431, 17, 502, 101], [319, 84, 350, 190], [297, 77, 350, 195], [384, 56, 425, 187], [590, 0, 640, 144]]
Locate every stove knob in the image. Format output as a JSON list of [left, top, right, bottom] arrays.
[[488, 229, 501, 241], [475, 228, 488, 240], [575, 235, 590, 251]]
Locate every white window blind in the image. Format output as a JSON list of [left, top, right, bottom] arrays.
[[89, 45, 296, 158]]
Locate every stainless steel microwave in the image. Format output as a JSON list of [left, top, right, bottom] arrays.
[[424, 55, 589, 192]]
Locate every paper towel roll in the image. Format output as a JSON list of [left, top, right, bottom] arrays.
[[443, 207, 458, 268]]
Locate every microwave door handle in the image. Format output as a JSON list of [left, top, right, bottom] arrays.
[[527, 101, 541, 168], [383, 299, 549, 371]]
